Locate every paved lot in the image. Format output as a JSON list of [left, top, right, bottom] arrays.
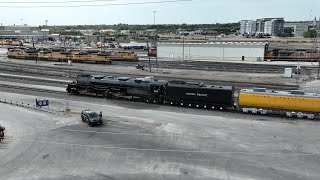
[[1, 91, 320, 180], [301, 80, 320, 93]]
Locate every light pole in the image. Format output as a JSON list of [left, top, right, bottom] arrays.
[[153, 11, 156, 26], [182, 36, 185, 62], [317, 31, 320, 79], [153, 10, 158, 69]]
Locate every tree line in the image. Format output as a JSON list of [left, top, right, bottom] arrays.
[[44, 23, 240, 36]]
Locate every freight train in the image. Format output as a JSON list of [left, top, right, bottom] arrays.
[[67, 74, 320, 120], [264, 48, 320, 61], [7, 47, 139, 63]]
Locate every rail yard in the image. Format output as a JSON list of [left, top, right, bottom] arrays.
[[1, 38, 320, 180], [1, 0, 320, 177]]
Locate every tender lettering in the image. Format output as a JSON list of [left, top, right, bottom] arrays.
[[186, 92, 208, 97], [197, 93, 208, 97]]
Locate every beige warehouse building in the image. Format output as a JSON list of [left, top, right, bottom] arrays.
[[157, 41, 268, 62]]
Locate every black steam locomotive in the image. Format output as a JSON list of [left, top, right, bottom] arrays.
[[67, 74, 235, 109]]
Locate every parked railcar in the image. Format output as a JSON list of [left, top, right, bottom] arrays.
[[239, 88, 320, 119]]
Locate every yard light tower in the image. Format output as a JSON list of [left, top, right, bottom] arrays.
[[153, 11, 156, 26], [153, 10, 158, 69]]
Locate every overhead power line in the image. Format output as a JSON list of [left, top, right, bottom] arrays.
[[0, 0, 192, 8], [0, 0, 117, 4]]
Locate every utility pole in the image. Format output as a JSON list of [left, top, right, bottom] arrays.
[[317, 55, 320, 80], [310, 14, 320, 79], [153, 10, 158, 69], [147, 40, 151, 72], [153, 11, 156, 28], [317, 31, 320, 79], [182, 36, 185, 61], [101, 33, 103, 51], [32, 36, 34, 48]]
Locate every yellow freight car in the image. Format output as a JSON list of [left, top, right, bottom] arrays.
[[239, 88, 320, 119]]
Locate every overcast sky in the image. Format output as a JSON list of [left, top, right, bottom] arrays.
[[0, 0, 319, 26]]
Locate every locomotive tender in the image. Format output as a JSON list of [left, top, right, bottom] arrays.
[[67, 74, 320, 120]]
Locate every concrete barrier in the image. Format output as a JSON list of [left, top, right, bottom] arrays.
[[0, 98, 65, 115]]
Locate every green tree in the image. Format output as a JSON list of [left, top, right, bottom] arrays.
[[92, 32, 101, 35], [47, 23, 240, 35], [303, 29, 318, 38], [279, 27, 294, 37]]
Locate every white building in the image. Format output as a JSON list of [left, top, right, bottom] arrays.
[[264, 21, 272, 35], [99, 29, 117, 34], [284, 21, 309, 36], [0, 25, 49, 41], [79, 29, 96, 35], [255, 18, 284, 35], [157, 41, 267, 62], [263, 18, 284, 35], [120, 30, 131, 35], [240, 20, 257, 35]]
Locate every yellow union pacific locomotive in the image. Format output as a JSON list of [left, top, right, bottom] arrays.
[[239, 88, 320, 119], [7, 47, 37, 59], [0, 39, 23, 46], [7, 48, 139, 63]]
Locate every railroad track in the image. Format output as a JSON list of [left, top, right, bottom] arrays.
[[0, 84, 65, 94], [114, 59, 319, 74], [1, 53, 318, 74], [0, 61, 299, 90]]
